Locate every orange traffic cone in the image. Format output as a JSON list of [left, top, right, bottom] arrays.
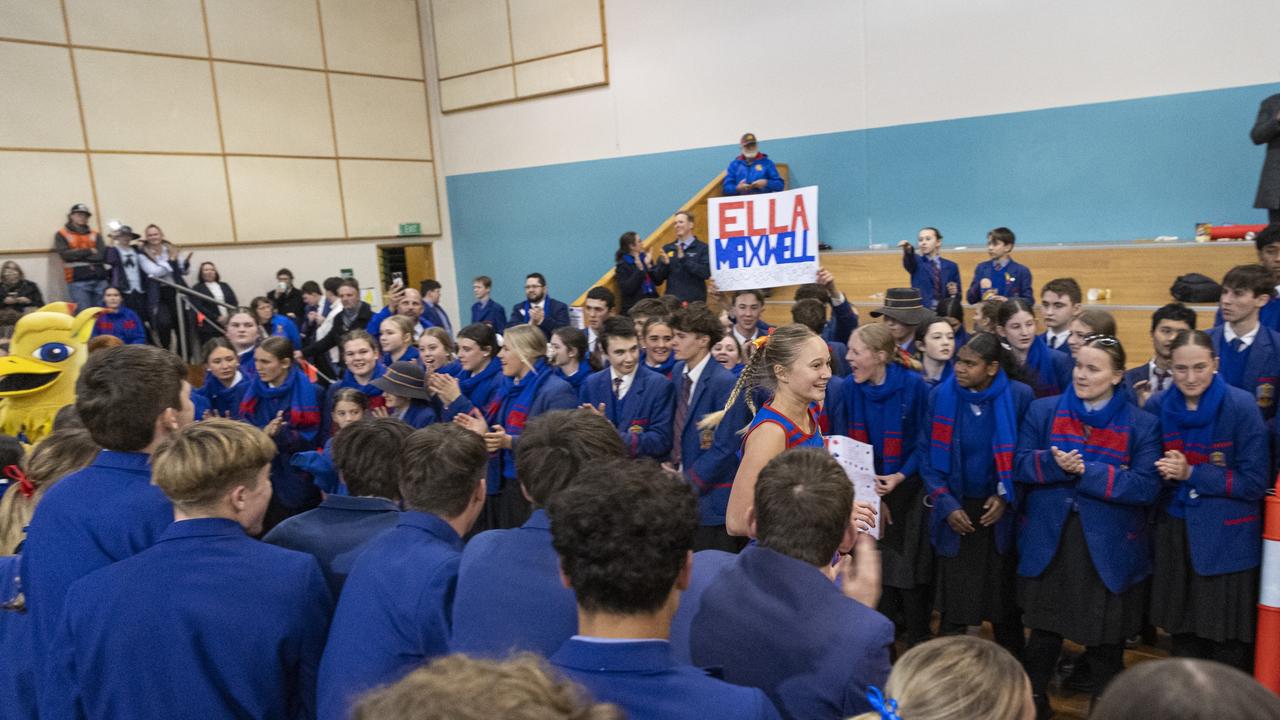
[[1257, 478, 1280, 694]]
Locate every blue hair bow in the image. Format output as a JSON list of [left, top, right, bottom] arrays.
[[867, 686, 901, 720]]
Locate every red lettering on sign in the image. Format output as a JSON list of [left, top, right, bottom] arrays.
[[746, 199, 766, 237], [718, 201, 745, 235], [791, 195, 809, 231], [767, 198, 788, 234]]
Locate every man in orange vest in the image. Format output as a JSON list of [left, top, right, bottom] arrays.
[[53, 203, 110, 311]]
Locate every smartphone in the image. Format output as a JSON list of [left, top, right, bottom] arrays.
[[391, 271, 404, 287]]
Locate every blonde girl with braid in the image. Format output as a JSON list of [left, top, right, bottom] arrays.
[[713, 324, 875, 538]]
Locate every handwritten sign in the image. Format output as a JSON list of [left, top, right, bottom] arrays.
[[827, 434, 881, 539], [707, 186, 819, 291]]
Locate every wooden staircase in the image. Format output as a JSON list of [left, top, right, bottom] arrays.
[[572, 165, 790, 306]]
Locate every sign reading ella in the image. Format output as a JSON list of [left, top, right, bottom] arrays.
[[708, 186, 819, 291]]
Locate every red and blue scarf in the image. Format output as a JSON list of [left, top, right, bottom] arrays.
[[487, 359, 553, 436], [1158, 373, 1227, 517], [335, 363, 388, 409], [555, 358, 593, 391], [1050, 385, 1132, 470], [642, 351, 677, 379], [1023, 335, 1065, 396], [846, 362, 907, 473], [929, 369, 1017, 499], [239, 365, 320, 430], [623, 254, 657, 296]]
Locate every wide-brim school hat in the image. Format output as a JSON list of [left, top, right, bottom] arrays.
[[371, 361, 430, 400], [870, 288, 935, 326]]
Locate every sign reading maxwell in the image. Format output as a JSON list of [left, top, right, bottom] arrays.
[[707, 186, 819, 291]]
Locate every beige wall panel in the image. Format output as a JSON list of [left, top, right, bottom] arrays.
[[330, 74, 431, 159], [204, 0, 325, 68], [0, 42, 83, 148], [92, 154, 233, 245], [320, 0, 422, 78], [215, 62, 333, 156], [227, 156, 343, 241], [430, 0, 510, 78], [64, 0, 207, 56], [508, 0, 601, 62], [0, 0, 66, 43], [0, 151, 93, 251], [340, 159, 438, 237], [440, 67, 513, 111], [514, 47, 604, 98], [76, 50, 220, 152]]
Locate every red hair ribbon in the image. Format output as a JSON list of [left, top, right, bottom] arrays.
[[2, 465, 34, 499]]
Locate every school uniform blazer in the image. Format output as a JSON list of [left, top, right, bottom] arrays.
[[44, 518, 332, 720], [318, 511, 464, 720], [581, 365, 676, 459], [1143, 387, 1270, 576], [551, 639, 782, 720], [1039, 331, 1072, 356], [672, 360, 742, 526], [1207, 325, 1280, 422], [653, 238, 712, 303], [1013, 397, 1163, 594], [669, 549, 736, 664], [919, 380, 1034, 558], [821, 298, 860, 345], [509, 296, 571, 334], [21, 451, 172, 678], [491, 373, 580, 489], [263, 495, 402, 596], [826, 370, 928, 479], [965, 258, 1034, 304], [0, 554, 36, 720], [689, 545, 894, 719], [1026, 350, 1073, 399], [902, 248, 962, 311], [470, 298, 507, 332], [1122, 363, 1151, 393], [449, 509, 577, 658]]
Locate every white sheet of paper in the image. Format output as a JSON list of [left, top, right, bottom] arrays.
[[826, 434, 881, 539]]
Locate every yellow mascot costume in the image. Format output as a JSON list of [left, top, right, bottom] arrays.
[[0, 303, 101, 443]]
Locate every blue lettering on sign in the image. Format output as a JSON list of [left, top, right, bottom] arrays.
[[714, 230, 814, 270]]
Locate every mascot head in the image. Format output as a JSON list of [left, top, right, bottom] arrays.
[[0, 302, 101, 443]]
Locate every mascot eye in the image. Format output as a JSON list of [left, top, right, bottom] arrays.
[[32, 342, 75, 363]]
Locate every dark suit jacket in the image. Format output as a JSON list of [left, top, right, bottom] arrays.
[[508, 296, 570, 335], [653, 238, 711, 303], [190, 281, 239, 323], [302, 302, 373, 362], [1253, 93, 1280, 209]]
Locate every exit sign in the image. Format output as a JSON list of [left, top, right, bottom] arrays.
[[398, 222, 422, 236]]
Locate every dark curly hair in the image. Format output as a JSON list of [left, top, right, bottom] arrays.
[[548, 459, 697, 615]]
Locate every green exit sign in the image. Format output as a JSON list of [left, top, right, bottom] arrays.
[[398, 222, 422, 236]]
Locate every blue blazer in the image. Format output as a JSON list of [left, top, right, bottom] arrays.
[[1122, 363, 1152, 394], [822, 298, 860, 345], [268, 312, 302, 349], [0, 554, 36, 720], [689, 545, 894, 719], [44, 518, 332, 720], [488, 372, 579, 491], [365, 305, 435, 335], [449, 509, 577, 658], [1014, 396, 1162, 594], [420, 303, 451, 334], [965, 258, 1034, 304], [1207, 325, 1280, 422], [470, 298, 507, 332], [552, 639, 782, 720], [509, 296, 571, 334], [318, 511, 464, 720], [1144, 387, 1270, 576], [581, 365, 676, 459], [263, 495, 402, 596], [672, 360, 743, 526], [920, 380, 1034, 558], [669, 549, 737, 664], [1039, 331, 1072, 355], [902, 249, 962, 311], [20, 451, 172, 679]]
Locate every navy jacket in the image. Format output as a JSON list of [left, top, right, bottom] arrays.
[[690, 545, 894, 720], [821, 298, 860, 345], [317, 511, 463, 720], [449, 509, 576, 658], [44, 518, 332, 720], [420, 302, 452, 335], [965, 258, 1034, 304], [669, 549, 736, 663], [21, 451, 172, 683], [723, 153, 784, 195], [581, 365, 676, 459], [488, 373, 580, 492], [263, 495, 402, 596], [552, 639, 781, 720], [0, 554, 35, 720], [652, 238, 712, 304], [672, 359, 745, 526], [1207, 325, 1280, 422], [1144, 387, 1270, 576], [920, 380, 1034, 558], [902, 248, 962, 311], [1014, 396, 1162, 594], [365, 305, 435, 336], [470, 298, 507, 332], [1039, 331, 1073, 355], [509, 296, 571, 334]]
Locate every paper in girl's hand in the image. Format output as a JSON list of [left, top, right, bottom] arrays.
[[827, 435, 881, 539]]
